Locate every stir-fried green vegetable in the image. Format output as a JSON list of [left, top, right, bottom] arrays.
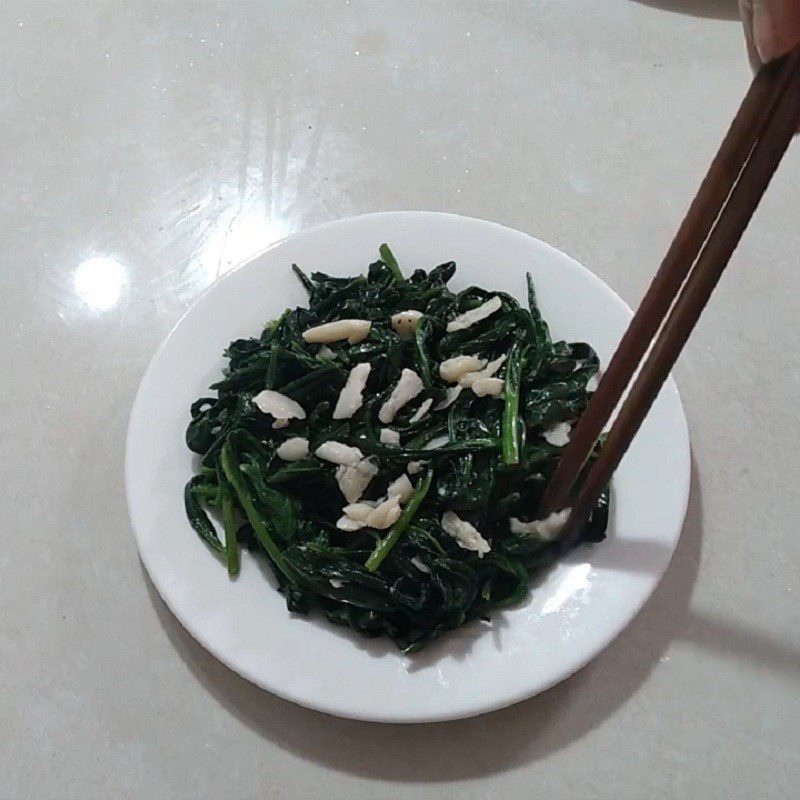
[[184, 246, 609, 653]]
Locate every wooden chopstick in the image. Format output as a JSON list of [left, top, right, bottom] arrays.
[[543, 49, 800, 515], [546, 43, 800, 544]]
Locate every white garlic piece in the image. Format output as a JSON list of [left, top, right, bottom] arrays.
[[386, 474, 414, 504], [302, 319, 371, 345], [333, 362, 371, 419], [441, 511, 491, 556], [252, 390, 306, 424], [509, 508, 571, 541], [471, 377, 504, 397], [408, 398, 433, 424], [379, 368, 424, 424], [446, 296, 502, 332], [391, 310, 423, 339], [379, 428, 401, 446], [439, 355, 486, 384], [365, 495, 403, 530], [315, 441, 363, 465], [276, 437, 310, 461]]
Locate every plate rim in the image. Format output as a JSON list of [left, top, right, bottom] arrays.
[[125, 210, 690, 723]]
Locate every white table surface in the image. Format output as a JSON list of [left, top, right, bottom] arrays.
[[2, 2, 798, 798]]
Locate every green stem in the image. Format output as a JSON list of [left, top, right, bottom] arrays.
[[266, 343, 278, 389], [184, 477, 223, 553], [277, 365, 342, 398], [220, 440, 293, 581], [526, 272, 550, 346], [292, 265, 315, 296], [413, 317, 436, 393], [379, 243, 403, 282], [502, 341, 524, 465], [190, 484, 219, 499], [365, 470, 433, 572], [222, 495, 238, 576], [216, 464, 239, 577], [353, 435, 497, 460]]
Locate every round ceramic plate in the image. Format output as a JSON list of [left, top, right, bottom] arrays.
[[126, 211, 690, 723]]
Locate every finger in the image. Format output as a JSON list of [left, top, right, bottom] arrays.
[[752, 0, 800, 62], [739, 0, 763, 70]]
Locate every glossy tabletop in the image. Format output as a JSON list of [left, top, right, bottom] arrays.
[[2, 2, 799, 799]]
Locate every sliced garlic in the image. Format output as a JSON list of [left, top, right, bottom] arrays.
[[366, 495, 403, 530], [335, 458, 378, 503], [341, 501, 376, 523], [471, 377, 504, 397], [446, 296, 502, 332], [410, 556, 431, 574], [391, 309, 423, 339], [315, 441, 363, 465], [379, 368, 424, 423], [379, 428, 401, 446], [408, 398, 433, 424], [509, 508, 571, 541], [333, 362, 371, 420], [336, 515, 366, 531], [543, 422, 571, 447], [386, 474, 413, 504], [276, 437, 310, 461], [252, 389, 306, 425], [439, 355, 486, 383], [458, 353, 507, 387], [302, 319, 371, 345], [441, 511, 491, 556], [434, 384, 462, 410]]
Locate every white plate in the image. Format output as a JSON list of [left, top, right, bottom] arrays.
[[126, 212, 689, 723]]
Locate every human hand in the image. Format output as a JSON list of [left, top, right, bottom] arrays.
[[739, 0, 800, 69]]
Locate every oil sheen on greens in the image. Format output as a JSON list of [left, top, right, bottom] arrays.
[[184, 246, 609, 654]]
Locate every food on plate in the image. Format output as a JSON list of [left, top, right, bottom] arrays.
[[184, 245, 609, 653]]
